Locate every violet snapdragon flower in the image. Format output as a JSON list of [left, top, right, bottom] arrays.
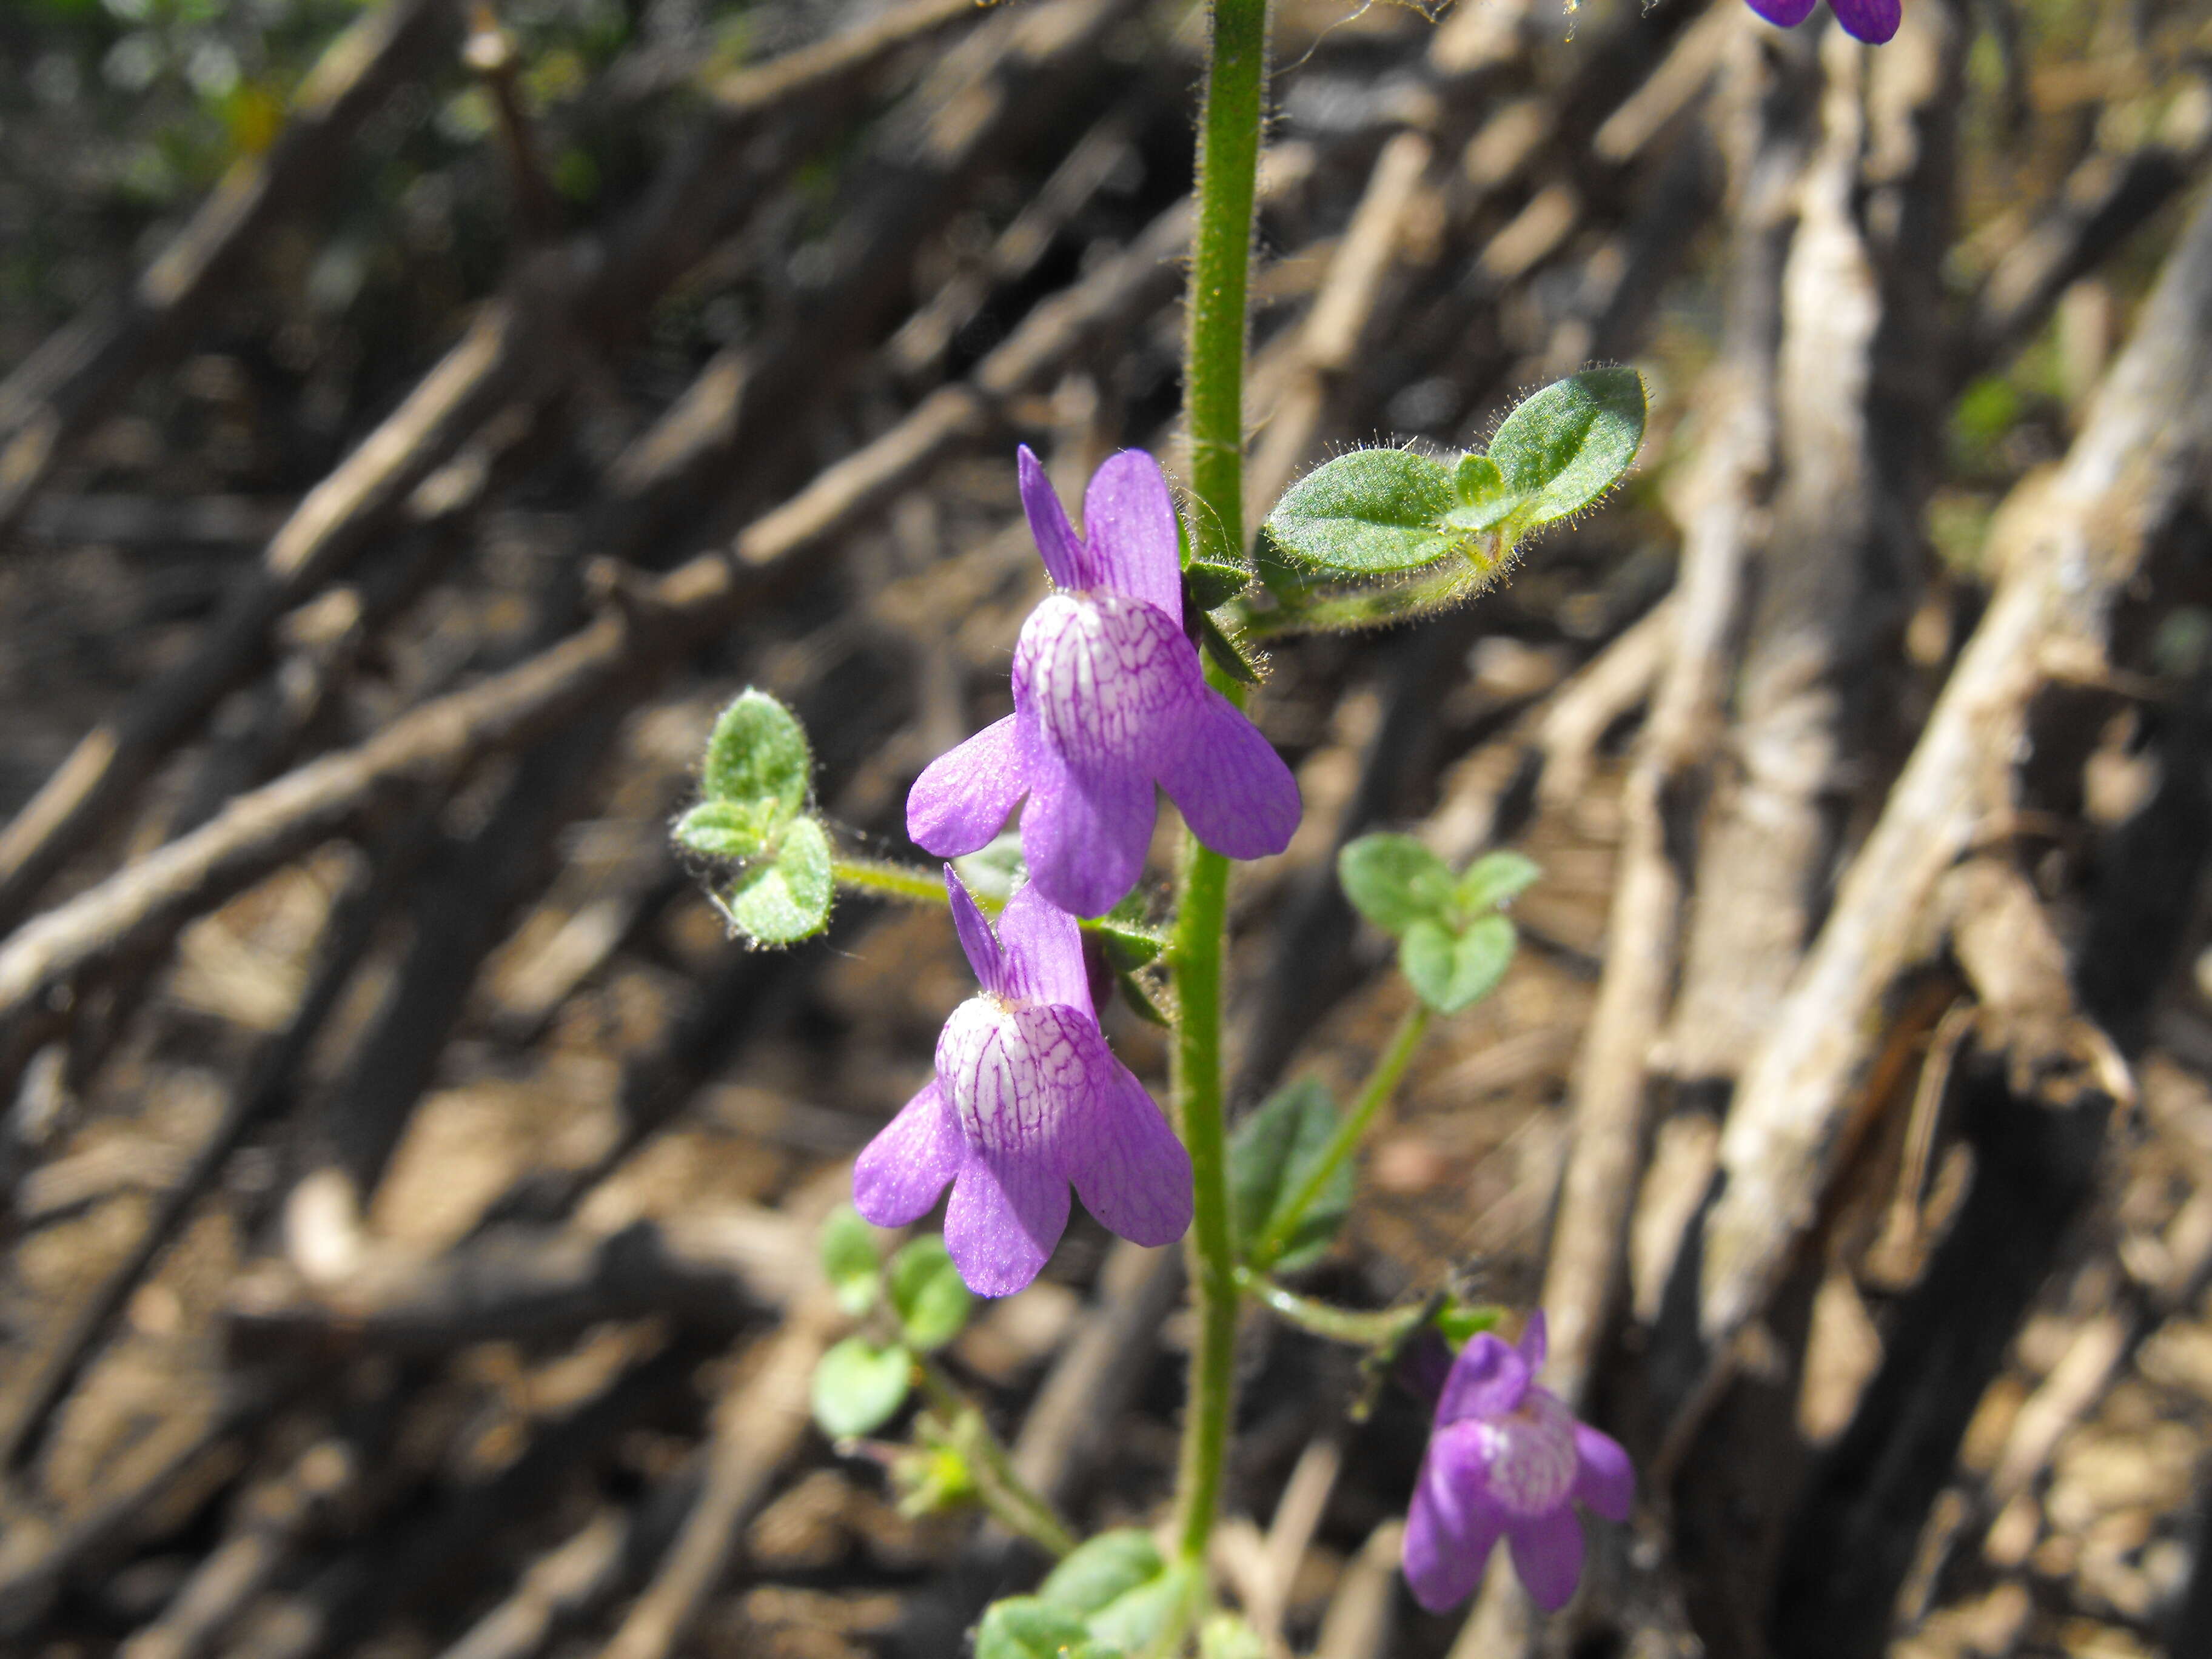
[[907, 447, 1299, 918], [1403, 1312, 1634, 1614], [851, 868, 1193, 1296], [1744, 0, 1899, 44]]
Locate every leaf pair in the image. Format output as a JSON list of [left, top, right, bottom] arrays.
[[1260, 368, 1646, 586], [976, 1531, 1201, 1659], [672, 691, 832, 946], [811, 1208, 974, 1439], [1338, 837, 1539, 1014]]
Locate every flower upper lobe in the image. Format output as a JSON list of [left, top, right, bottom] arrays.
[[851, 871, 1192, 1296], [905, 447, 1298, 918], [1402, 1312, 1635, 1614]]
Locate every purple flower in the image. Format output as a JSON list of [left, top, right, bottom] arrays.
[[851, 868, 1193, 1296], [907, 447, 1299, 918], [1402, 1312, 1635, 1614], [1743, 0, 1899, 44]]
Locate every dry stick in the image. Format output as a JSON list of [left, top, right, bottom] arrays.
[[0, 199, 1190, 1067], [0, 0, 985, 938], [1664, 10, 1965, 1086], [1309, 1521, 1405, 1659], [1692, 175, 2212, 1362], [0, 0, 460, 541]]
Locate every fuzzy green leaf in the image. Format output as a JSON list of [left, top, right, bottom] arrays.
[[1183, 555, 1252, 613], [1399, 914, 1517, 1014], [820, 1204, 882, 1318], [1447, 454, 1519, 532], [724, 815, 833, 945], [1456, 850, 1542, 913], [701, 689, 811, 822], [1338, 834, 1455, 936], [1038, 1530, 1165, 1616], [1199, 1615, 1270, 1659], [886, 1236, 971, 1352], [1259, 449, 1461, 578], [1085, 1562, 1198, 1654], [1195, 608, 1262, 684], [810, 1336, 912, 1438], [673, 799, 779, 861], [1230, 1076, 1353, 1273], [1481, 368, 1646, 531], [974, 1598, 1114, 1659], [1433, 1299, 1506, 1347]]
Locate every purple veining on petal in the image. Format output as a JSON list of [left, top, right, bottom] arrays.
[[945, 1142, 1070, 1298], [945, 867, 1005, 994], [1064, 1033, 1193, 1246], [1828, 0, 1900, 41], [1016, 727, 1155, 920], [908, 714, 1027, 857], [1158, 686, 1301, 861], [1018, 445, 1094, 591], [1019, 593, 1197, 774], [1401, 1308, 1636, 1614], [996, 881, 1093, 1013], [1082, 449, 1184, 620], [853, 1081, 962, 1226]]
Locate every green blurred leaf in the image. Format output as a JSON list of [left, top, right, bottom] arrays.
[[1338, 834, 1455, 936], [810, 1336, 912, 1438], [820, 1205, 882, 1317], [1087, 1560, 1199, 1654], [1259, 449, 1460, 578], [1399, 914, 1516, 1014], [974, 1598, 1114, 1659], [674, 798, 779, 861], [886, 1236, 971, 1352], [724, 816, 833, 945], [954, 831, 1028, 902], [1455, 850, 1541, 914], [1038, 1529, 1164, 1616], [702, 689, 811, 822], [1199, 1614, 1269, 1659], [1230, 1077, 1353, 1273], [1480, 368, 1646, 531], [1433, 1299, 1505, 1347], [1195, 608, 1261, 684]]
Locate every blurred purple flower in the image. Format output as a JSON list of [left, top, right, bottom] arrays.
[[907, 446, 1299, 917], [1402, 1312, 1635, 1614], [1743, 0, 1899, 44], [851, 868, 1192, 1296]]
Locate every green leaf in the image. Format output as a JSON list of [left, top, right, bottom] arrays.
[[1338, 834, 1455, 936], [1447, 454, 1519, 532], [1183, 555, 1251, 613], [701, 689, 812, 822], [1480, 367, 1646, 531], [974, 1598, 1114, 1659], [954, 830, 1028, 902], [1230, 1077, 1353, 1273], [1399, 914, 1517, 1014], [1093, 900, 1165, 968], [886, 1236, 972, 1352], [724, 815, 833, 945], [1199, 1614, 1269, 1659], [1195, 608, 1261, 684], [820, 1204, 882, 1317], [1086, 1561, 1199, 1654], [1259, 449, 1461, 578], [811, 1336, 912, 1438], [1456, 850, 1541, 913], [1038, 1530, 1165, 1616], [673, 799, 779, 861], [1433, 1299, 1505, 1347], [1112, 965, 1173, 1027]]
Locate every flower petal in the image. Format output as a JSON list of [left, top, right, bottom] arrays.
[[1573, 1423, 1635, 1523], [996, 880, 1092, 1011], [1018, 731, 1155, 918], [1018, 594, 1201, 774], [853, 1081, 962, 1226], [1019, 446, 1093, 591], [945, 1142, 1070, 1297], [945, 867, 1005, 994], [1082, 450, 1184, 620], [1506, 1507, 1585, 1612], [1064, 1034, 1192, 1247], [909, 715, 1027, 857], [1518, 1308, 1549, 1373], [1437, 1332, 1530, 1426], [1403, 1426, 1507, 1613], [1828, 0, 1899, 41], [1742, 0, 1818, 23], [1156, 688, 1300, 862]]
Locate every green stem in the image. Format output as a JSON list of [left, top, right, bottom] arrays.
[[1250, 1003, 1429, 1272], [1235, 1267, 1426, 1347], [915, 1358, 1078, 1558], [831, 856, 952, 906], [1171, 0, 1269, 1571]]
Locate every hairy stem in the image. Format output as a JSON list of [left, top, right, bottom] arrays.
[[1234, 1267, 1427, 1346], [1250, 1002, 1429, 1272]]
